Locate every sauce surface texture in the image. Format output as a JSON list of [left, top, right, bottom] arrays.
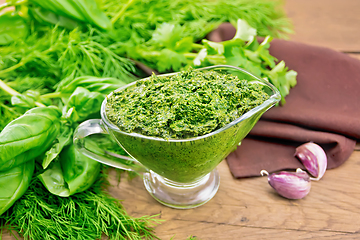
[[106, 68, 270, 139]]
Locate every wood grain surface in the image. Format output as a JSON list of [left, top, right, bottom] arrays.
[[285, 0, 360, 52], [111, 155, 360, 239], [1, 0, 360, 239]]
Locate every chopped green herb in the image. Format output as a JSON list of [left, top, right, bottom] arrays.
[[106, 68, 270, 139]]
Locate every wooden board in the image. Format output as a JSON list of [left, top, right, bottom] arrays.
[[110, 152, 360, 239], [285, 0, 360, 52]]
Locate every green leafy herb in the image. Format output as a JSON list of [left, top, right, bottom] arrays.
[[28, 0, 113, 31], [63, 87, 104, 122], [1, 172, 161, 240], [0, 25, 136, 88], [0, 160, 35, 215], [11, 90, 42, 109], [0, 0, 293, 128], [126, 19, 297, 104], [42, 123, 73, 169], [0, 106, 61, 172], [105, 0, 292, 41], [56, 75, 127, 95], [0, 11, 28, 45], [39, 144, 101, 197], [28, 5, 80, 29]]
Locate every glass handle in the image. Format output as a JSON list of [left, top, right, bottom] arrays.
[[73, 119, 148, 173]]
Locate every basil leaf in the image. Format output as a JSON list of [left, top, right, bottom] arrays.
[[56, 76, 127, 95], [60, 144, 101, 195], [0, 160, 35, 216], [11, 90, 53, 110], [39, 144, 101, 197], [29, 6, 79, 29], [63, 87, 104, 122], [0, 12, 28, 45], [28, 0, 112, 31], [0, 106, 62, 171], [42, 124, 73, 169], [37, 160, 69, 197], [11, 94, 37, 109]]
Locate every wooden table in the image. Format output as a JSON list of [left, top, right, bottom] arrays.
[[2, 0, 360, 239], [112, 1, 360, 239]]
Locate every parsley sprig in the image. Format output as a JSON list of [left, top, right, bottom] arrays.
[[122, 19, 297, 104]]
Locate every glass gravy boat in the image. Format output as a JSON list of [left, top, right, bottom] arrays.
[[73, 65, 280, 209]]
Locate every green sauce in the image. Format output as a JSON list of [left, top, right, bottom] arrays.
[[106, 68, 269, 139], [105, 68, 270, 182]]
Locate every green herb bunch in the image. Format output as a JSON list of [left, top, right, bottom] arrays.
[[125, 19, 297, 104], [0, 169, 161, 240], [105, 0, 293, 41], [0, 0, 294, 129]]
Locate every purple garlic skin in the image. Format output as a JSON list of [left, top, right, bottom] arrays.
[[268, 171, 311, 199], [295, 142, 327, 180]]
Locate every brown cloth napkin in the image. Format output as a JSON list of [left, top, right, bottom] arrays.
[[208, 23, 360, 178]]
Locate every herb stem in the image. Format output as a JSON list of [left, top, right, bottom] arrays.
[[111, 0, 135, 24], [184, 53, 226, 63], [0, 79, 20, 96], [0, 46, 55, 76], [0, 102, 21, 116], [0, 79, 46, 107], [192, 43, 203, 50], [0, 61, 26, 76], [138, 50, 161, 59], [34, 102, 46, 107], [41, 92, 64, 99], [256, 35, 272, 52]]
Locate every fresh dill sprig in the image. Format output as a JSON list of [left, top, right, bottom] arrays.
[[0, 25, 136, 82], [0, 24, 137, 128], [0, 170, 162, 240], [0, 101, 22, 130]]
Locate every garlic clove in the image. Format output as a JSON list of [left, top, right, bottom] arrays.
[[295, 142, 327, 180], [263, 169, 311, 200]]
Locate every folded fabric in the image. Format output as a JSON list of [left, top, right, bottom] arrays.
[[209, 23, 359, 178]]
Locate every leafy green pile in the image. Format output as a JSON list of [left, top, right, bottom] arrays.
[[106, 68, 270, 138], [125, 19, 297, 104], [0, 170, 161, 240], [0, 0, 296, 239], [105, 0, 293, 41], [0, 0, 295, 129]]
